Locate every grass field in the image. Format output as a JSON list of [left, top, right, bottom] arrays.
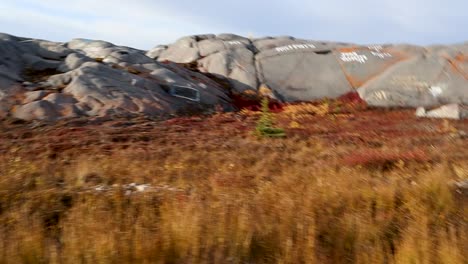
[[0, 101, 466, 263]]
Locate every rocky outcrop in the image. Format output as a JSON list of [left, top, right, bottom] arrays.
[[0, 32, 467, 121], [0, 34, 233, 121], [153, 35, 467, 107]]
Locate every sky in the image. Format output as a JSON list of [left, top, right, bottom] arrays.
[[0, 0, 466, 50]]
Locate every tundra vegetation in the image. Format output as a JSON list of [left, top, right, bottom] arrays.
[[0, 99, 466, 263]]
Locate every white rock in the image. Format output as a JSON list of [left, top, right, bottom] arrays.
[[416, 104, 463, 120], [415, 106, 426, 117]]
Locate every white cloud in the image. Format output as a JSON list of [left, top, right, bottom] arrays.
[[0, 0, 228, 49], [0, 0, 466, 47], [288, 0, 462, 33]]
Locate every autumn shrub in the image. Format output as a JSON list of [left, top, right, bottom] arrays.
[[0, 137, 466, 263], [0, 109, 466, 263]]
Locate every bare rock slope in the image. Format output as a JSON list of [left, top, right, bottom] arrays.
[[1, 33, 467, 121]]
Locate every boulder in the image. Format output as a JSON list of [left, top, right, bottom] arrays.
[[13, 100, 60, 121], [256, 47, 352, 101], [337, 46, 404, 88], [22, 54, 61, 71], [198, 38, 252, 57], [102, 49, 154, 65], [0, 78, 17, 118], [1, 32, 468, 121], [18, 39, 71, 60], [66, 39, 114, 58], [146, 45, 167, 59], [58, 53, 93, 72], [23, 90, 49, 104], [198, 48, 257, 93], [0, 39, 24, 81], [358, 54, 467, 107], [157, 36, 200, 63], [254, 36, 299, 51]]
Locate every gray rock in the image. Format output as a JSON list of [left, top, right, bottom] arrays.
[[23, 90, 49, 104], [150, 68, 185, 84], [140, 63, 166, 72], [22, 53, 61, 71], [18, 39, 71, 60], [0, 65, 22, 82], [198, 39, 227, 57], [357, 55, 463, 107], [41, 73, 72, 88], [13, 100, 59, 121], [43, 93, 77, 104], [199, 48, 257, 93], [56, 61, 230, 116], [146, 45, 167, 59], [217, 33, 250, 42], [0, 81, 22, 118], [0, 33, 20, 41], [103, 49, 154, 65], [256, 48, 352, 101], [0, 39, 24, 81], [61, 62, 169, 116], [58, 53, 93, 72], [198, 38, 252, 57], [157, 46, 199, 63], [157, 36, 200, 63], [254, 37, 304, 51], [66, 39, 114, 58], [337, 46, 402, 88], [2, 32, 468, 121]]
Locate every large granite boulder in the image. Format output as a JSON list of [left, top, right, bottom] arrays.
[[153, 34, 467, 108], [0, 32, 467, 121], [255, 42, 351, 101], [11, 60, 232, 120], [358, 53, 468, 107], [156, 36, 204, 63], [0, 34, 233, 121]]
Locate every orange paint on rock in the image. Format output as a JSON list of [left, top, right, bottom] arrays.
[[455, 54, 468, 62], [339, 50, 409, 89], [338, 47, 360, 53]]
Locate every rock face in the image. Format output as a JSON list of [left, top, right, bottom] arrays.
[[154, 36, 467, 107], [0, 34, 233, 121], [0, 32, 467, 121]]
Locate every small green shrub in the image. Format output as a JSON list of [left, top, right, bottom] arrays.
[[255, 98, 286, 138]]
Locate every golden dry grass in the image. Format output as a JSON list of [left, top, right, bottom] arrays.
[[0, 106, 466, 263]]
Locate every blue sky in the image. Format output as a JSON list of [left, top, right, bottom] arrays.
[[0, 0, 466, 49]]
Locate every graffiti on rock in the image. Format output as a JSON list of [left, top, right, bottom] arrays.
[[367, 45, 393, 59], [340, 52, 368, 64], [225, 41, 243, 46], [391, 76, 429, 88], [429, 85, 445, 97], [373, 90, 389, 100], [275, 44, 316, 53], [390, 76, 447, 97], [371, 51, 392, 59], [368, 45, 384, 51]]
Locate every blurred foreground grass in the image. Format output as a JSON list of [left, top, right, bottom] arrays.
[[0, 136, 466, 264]]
